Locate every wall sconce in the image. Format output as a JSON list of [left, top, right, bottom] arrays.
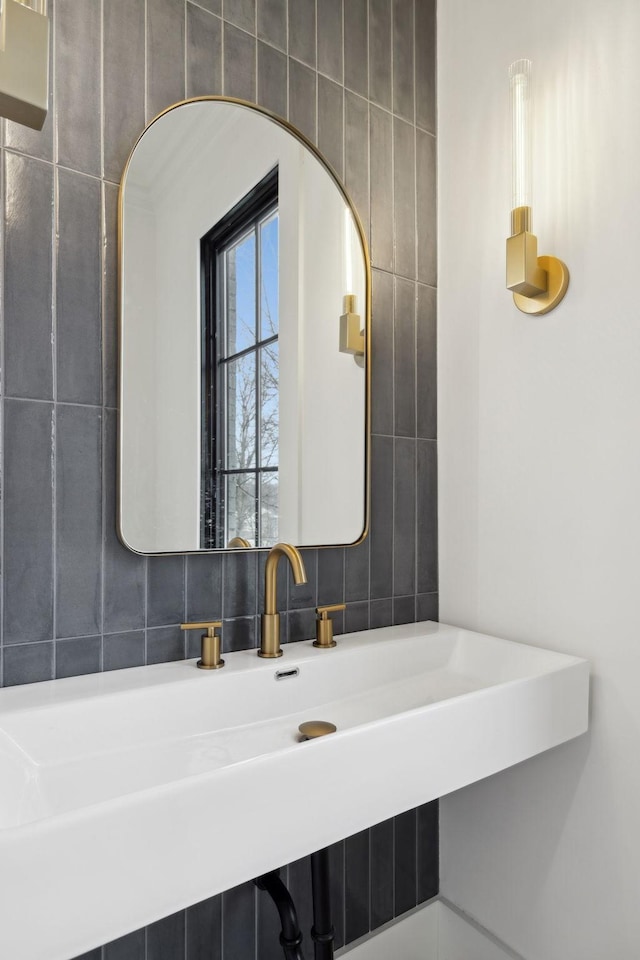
[[0, 0, 49, 130], [506, 59, 569, 315]]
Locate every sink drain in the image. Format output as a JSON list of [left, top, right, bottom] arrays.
[[298, 720, 337, 740]]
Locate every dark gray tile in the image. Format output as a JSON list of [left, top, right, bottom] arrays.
[[344, 0, 368, 97], [394, 277, 416, 438], [191, 0, 221, 12], [71, 950, 102, 960], [369, 435, 393, 600], [5, 6, 54, 161], [223, 22, 256, 101], [345, 92, 369, 236], [329, 840, 345, 949], [223, 551, 258, 619], [220, 615, 256, 653], [287, 856, 313, 940], [287, 607, 316, 643], [317, 0, 343, 82], [371, 269, 394, 436], [257, 42, 287, 118], [148, 555, 185, 627], [317, 547, 344, 606], [103, 631, 146, 672], [416, 283, 436, 439], [417, 440, 437, 594], [55, 636, 102, 679], [288, 58, 316, 142], [345, 539, 369, 602], [147, 0, 186, 122], [56, 169, 102, 404], [345, 600, 369, 634], [225, 0, 256, 33], [104, 0, 145, 183], [103, 409, 146, 633], [393, 595, 415, 624], [4, 153, 53, 399], [4, 400, 53, 643], [370, 106, 393, 271], [416, 592, 438, 622], [345, 829, 370, 942], [187, 896, 222, 960], [103, 182, 119, 408], [147, 910, 185, 960], [186, 553, 223, 621], [287, 549, 317, 609], [369, 0, 392, 110], [417, 129, 436, 286], [56, 0, 102, 176], [3, 642, 54, 686], [394, 809, 417, 914], [104, 927, 146, 960], [147, 625, 185, 664], [258, 0, 286, 49], [393, 438, 415, 596], [56, 405, 102, 638], [393, 117, 416, 279], [417, 800, 439, 902], [288, 0, 315, 66], [222, 882, 255, 959], [415, 0, 435, 133], [187, 4, 223, 98], [371, 818, 393, 928], [392, 0, 414, 122], [370, 597, 392, 628], [258, 876, 284, 960], [318, 76, 343, 177]]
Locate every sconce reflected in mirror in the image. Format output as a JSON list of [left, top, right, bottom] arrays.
[[0, 0, 49, 130], [506, 59, 569, 315]]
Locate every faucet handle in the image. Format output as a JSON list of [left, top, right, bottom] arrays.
[[313, 604, 345, 649], [180, 621, 224, 670]]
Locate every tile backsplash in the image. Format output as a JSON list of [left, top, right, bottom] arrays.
[[1, 0, 437, 956]]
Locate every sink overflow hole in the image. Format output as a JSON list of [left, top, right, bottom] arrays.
[[275, 667, 300, 681]]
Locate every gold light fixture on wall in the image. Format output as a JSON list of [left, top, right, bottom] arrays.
[[0, 0, 49, 130], [506, 59, 569, 315]]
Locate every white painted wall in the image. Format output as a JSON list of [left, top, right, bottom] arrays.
[[438, 1, 640, 957]]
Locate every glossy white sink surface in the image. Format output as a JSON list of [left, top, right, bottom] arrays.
[[0, 621, 589, 960]]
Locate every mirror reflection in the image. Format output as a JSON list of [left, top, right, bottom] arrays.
[[119, 99, 369, 554]]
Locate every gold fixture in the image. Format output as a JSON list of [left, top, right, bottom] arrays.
[[298, 720, 337, 740], [313, 603, 345, 648], [181, 620, 224, 669], [260, 543, 307, 658], [339, 294, 365, 360], [227, 536, 251, 548], [0, 0, 49, 130], [506, 60, 569, 316]]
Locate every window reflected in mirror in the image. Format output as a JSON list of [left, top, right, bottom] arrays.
[[201, 169, 279, 548]]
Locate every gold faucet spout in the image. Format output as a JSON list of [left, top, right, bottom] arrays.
[[260, 543, 307, 657]]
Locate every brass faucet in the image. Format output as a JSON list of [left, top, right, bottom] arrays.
[[260, 542, 307, 658]]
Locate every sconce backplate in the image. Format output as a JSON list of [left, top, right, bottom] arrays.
[[513, 255, 570, 315]]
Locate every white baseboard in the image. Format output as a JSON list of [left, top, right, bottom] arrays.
[[338, 898, 524, 960]]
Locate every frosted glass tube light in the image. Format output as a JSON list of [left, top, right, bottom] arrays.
[[509, 59, 532, 212]]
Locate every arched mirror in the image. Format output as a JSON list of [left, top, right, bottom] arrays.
[[118, 98, 369, 554]]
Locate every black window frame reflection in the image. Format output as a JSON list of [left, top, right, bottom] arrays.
[[200, 167, 279, 549]]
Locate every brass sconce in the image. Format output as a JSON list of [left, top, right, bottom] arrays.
[[506, 59, 569, 315], [339, 294, 364, 359], [0, 0, 49, 130]]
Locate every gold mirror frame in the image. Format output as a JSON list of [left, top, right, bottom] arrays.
[[117, 96, 371, 555]]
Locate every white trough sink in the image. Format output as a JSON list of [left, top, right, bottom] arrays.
[[0, 621, 589, 960]]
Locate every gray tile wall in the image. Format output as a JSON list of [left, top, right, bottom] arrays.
[[0, 0, 437, 956]]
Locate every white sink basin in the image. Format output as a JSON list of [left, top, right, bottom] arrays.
[[0, 621, 589, 960]]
